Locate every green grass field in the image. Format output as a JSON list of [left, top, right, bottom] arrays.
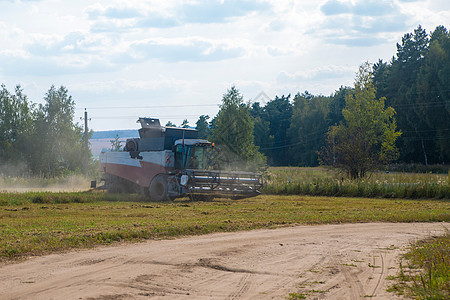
[[264, 167, 450, 199], [1, 191, 449, 262]]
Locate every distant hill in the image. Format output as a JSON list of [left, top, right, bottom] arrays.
[[91, 130, 139, 139]]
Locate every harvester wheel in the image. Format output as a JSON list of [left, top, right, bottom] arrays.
[[149, 174, 170, 201]]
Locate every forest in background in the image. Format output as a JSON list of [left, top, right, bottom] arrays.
[[238, 25, 449, 167]]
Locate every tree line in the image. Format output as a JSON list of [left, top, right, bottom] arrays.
[[192, 25, 449, 170], [0, 85, 88, 177]]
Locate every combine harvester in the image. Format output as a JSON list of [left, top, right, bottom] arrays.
[[100, 118, 263, 201]]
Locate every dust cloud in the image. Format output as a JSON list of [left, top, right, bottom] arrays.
[[0, 173, 92, 193]]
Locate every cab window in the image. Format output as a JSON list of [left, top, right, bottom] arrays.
[[188, 146, 206, 169], [175, 145, 207, 170]]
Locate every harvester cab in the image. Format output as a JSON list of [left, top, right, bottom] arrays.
[[174, 139, 212, 171]]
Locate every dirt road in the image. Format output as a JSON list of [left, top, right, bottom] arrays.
[[1, 222, 447, 300]]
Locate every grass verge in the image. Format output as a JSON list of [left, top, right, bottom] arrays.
[[0, 191, 449, 262], [388, 230, 449, 299]]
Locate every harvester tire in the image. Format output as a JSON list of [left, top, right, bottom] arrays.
[[149, 174, 170, 201]]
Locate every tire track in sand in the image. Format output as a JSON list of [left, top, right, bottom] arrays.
[[227, 274, 251, 300]]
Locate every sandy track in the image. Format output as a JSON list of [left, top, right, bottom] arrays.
[[1, 222, 448, 300]]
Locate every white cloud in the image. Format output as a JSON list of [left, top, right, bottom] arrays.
[[320, 0, 352, 15], [85, 0, 271, 31], [321, 0, 396, 17], [135, 14, 180, 28], [68, 77, 191, 95], [267, 19, 286, 32], [316, 0, 411, 47], [26, 32, 90, 56], [130, 37, 245, 62], [0, 21, 26, 49], [178, 0, 271, 24], [86, 4, 144, 19], [277, 65, 355, 84], [85, 3, 179, 30], [0, 50, 116, 76], [266, 46, 293, 56]]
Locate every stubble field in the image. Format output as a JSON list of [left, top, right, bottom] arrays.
[[1, 191, 448, 262]]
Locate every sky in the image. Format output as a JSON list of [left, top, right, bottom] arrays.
[[0, 0, 449, 131]]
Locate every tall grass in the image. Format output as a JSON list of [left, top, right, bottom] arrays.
[[388, 230, 449, 299], [263, 167, 450, 199]]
